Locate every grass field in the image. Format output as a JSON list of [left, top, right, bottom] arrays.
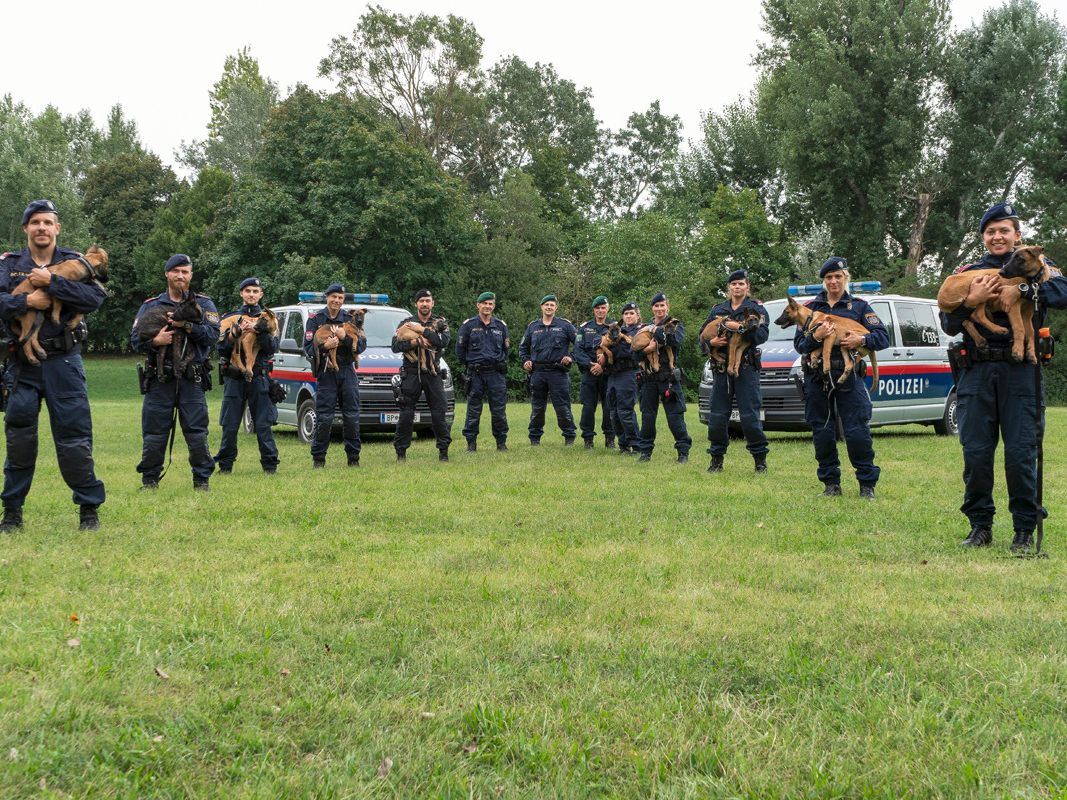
[[1, 357, 1064, 798]]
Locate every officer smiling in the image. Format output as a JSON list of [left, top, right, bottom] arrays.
[[0, 200, 106, 532]]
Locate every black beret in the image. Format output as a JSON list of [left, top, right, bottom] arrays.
[[21, 199, 58, 225], [621, 301, 638, 313], [820, 257, 847, 278], [414, 289, 432, 301], [979, 202, 1019, 233], [727, 269, 748, 283], [239, 277, 262, 290], [651, 292, 667, 305], [165, 254, 192, 271], [325, 283, 345, 296]]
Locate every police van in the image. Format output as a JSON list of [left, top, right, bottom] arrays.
[[256, 292, 455, 441], [697, 282, 958, 435]]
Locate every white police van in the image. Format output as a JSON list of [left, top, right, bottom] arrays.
[[697, 282, 958, 435], [255, 292, 454, 441]]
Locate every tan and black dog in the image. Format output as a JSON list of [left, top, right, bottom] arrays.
[[136, 293, 204, 378], [9, 246, 108, 365], [219, 308, 281, 381], [775, 296, 879, 391], [699, 308, 763, 377], [312, 308, 366, 372], [631, 317, 680, 373], [595, 322, 631, 367], [394, 317, 446, 373], [937, 245, 1049, 363]]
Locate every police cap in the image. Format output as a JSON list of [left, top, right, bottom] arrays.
[[651, 292, 667, 306], [239, 277, 262, 290], [820, 257, 847, 278], [621, 301, 638, 313], [979, 202, 1019, 233], [477, 291, 495, 303], [540, 294, 557, 305], [591, 294, 608, 308], [325, 282, 345, 296], [414, 289, 432, 301], [165, 254, 192, 272], [21, 199, 58, 225], [727, 269, 748, 283]]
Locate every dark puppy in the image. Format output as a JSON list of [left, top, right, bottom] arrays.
[[136, 293, 204, 378]]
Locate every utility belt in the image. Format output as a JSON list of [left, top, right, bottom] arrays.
[[38, 323, 88, 355], [220, 360, 270, 380], [467, 362, 506, 374], [610, 358, 636, 373], [645, 366, 684, 385], [533, 361, 569, 372], [712, 347, 762, 373], [138, 358, 213, 395]]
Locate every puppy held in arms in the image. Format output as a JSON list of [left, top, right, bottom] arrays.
[[9, 246, 109, 365], [313, 308, 366, 372], [220, 309, 280, 380], [699, 308, 762, 377], [136, 293, 204, 378], [395, 317, 446, 373], [775, 297, 879, 392], [631, 317, 680, 373]]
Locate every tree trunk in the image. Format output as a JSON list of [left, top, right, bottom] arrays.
[[905, 192, 932, 278]]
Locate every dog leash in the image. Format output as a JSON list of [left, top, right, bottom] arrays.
[[156, 334, 187, 483]]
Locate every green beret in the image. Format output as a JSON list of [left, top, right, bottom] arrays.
[[591, 295, 608, 308], [540, 294, 557, 305], [477, 291, 496, 303]]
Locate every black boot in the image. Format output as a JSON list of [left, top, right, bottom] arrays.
[[754, 456, 767, 474], [605, 437, 616, 450], [1010, 529, 1034, 553], [347, 456, 360, 467], [707, 455, 724, 473], [439, 449, 449, 462], [859, 485, 876, 500], [584, 440, 594, 450], [821, 484, 842, 497], [396, 450, 407, 462], [79, 505, 100, 531], [961, 525, 992, 547], [0, 507, 22, 532], [193, 480, 210, 492], [313, 459, 326, 469], [677, 453, 688, 464], [496, 441, 508, 452], [467, 440, 477, 453]]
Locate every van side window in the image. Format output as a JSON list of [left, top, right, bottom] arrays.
[[285, 311, 304, 344], [869, 300, 895, 347], [897, 302, 939, 347]]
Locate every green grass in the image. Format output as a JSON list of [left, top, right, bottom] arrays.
[[1, 357, 1064, 798]]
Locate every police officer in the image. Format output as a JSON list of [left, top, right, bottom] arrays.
[[392, 289, 452, 461], [575, 295, 616, 449], [519, 294, 577, 445], [456, 291, 509, 452], [795, 257, 889, 498], [214, 277, 280, 474], [605, 301, 642, 456], [636, 292, 691, 463], [0, 200, 106, 532], [304, 283, 367, 468], [701, 269, 770, 473], [940, 202, 1067, 551], [133, 254, 220, 491]]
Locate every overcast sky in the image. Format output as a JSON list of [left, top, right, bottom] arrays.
[[6, 0, 1066, 168]]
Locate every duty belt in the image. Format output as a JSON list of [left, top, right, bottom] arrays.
[[970, 346, 1014, 363], [467, 363, 505, 373], [533, 361, 568, 371]]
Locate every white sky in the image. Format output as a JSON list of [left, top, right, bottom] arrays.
[[6, 0, 1066, 168]]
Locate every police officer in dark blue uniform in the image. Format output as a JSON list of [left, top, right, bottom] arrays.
[[519, 294, 577, 445], [701, 269, 770, 473], [0, 200, 106, 532], [456, 291, 509, 452], [392, 289, 452, 461], [133, 254, 220, 491], [575, 295, 616, 449], [304, 283, 367, 468], [940, 202, 1067, 551], [606, 301, 642, 455], [794, 257, 889, 498], [214, 277, 280, 474], [636, 292, 691, 463]]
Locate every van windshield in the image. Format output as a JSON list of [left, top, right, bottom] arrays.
[[350, 307, 409, 347], [761, 300, 794, 341]]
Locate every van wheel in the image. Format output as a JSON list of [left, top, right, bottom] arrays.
[[934, 391, 958, 436], [297, 399, 316, 444]]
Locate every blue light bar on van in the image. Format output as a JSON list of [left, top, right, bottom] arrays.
[[787, 281, 882, 297], [298, 292, 390, 305]]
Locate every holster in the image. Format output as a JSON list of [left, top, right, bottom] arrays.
[[136, 362, 149, 395], [0, 359, 14, 411], [947, 342, 971, 385]]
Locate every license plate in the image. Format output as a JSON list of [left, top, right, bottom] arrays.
[[379, 413, 419, 424], [729, 409, 765, 422]]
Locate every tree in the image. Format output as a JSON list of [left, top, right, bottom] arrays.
[[179, 48, 280, 177], [757, 0, 950, 276], [595, 100, 682, 218], [318, 5, 484, 172], [80, 151, 180, 350]]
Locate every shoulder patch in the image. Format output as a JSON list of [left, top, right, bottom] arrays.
[[864, 312, 881, 326], [305, 331, 314, 341], [0, 252, 12, 260], [205, 311, 220, 324]]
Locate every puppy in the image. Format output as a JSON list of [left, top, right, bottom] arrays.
[[220, 308, 280, 381], [9, 246, 109, 365], [595, 322, 630, 367], [312, 308, 366, 372], [136, 293, 204, 378], [631, 317, 680, 373], [937, 245, 1049, 363], [775, 297, 879, 391], [699, 308, 763, 377], [394, 317, 445, 373]]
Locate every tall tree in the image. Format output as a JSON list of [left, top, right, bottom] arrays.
[[595, 100, 682, 218], [179, 48, 280, 177]]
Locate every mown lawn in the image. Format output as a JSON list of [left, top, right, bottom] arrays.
[[1, 357, 1064, 798]]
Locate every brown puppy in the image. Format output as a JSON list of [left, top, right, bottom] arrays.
[[937, 245, 1049, 363], [775, 296, 879, 391], [136, 293, 204, 378], [631, 317, 680, 373], [395, 317, 445, 373], [9, 246, 109, 365], [312, 308, 366, 372], [700, 308, 763, 377], [220, 308, 281, 381]]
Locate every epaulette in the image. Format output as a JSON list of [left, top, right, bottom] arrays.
[[561, 318, 573, 325], [196, 292, 210, 298], [143, 296, 156, 303], [463, 316, 474, 324], [953, 262, 981, 275], [0, 252, 12, 260]]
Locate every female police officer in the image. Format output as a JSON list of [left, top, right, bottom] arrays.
[[794, 258, 889, 498], [940, 202, 1067, 551]]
